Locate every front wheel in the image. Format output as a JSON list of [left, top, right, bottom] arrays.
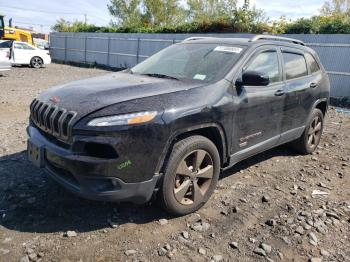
[[30, 56, 43, 69], [292, 108, 324, 154], [159, 135, 220, 216]]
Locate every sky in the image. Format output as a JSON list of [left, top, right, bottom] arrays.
[[0, 0, 325, 33]]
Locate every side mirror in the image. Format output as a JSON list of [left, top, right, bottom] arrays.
[[236, 71, 270, 87]]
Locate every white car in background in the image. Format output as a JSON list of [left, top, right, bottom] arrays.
[[0, 40, 51, 68], [12, 41, 51, 68]]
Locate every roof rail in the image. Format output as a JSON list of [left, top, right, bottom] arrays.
[[183, 37, 215, 42], [250, 35, 305, 46]]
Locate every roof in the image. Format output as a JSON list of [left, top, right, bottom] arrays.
[[182, 37, 251, 46], [181, 35, 311, 51]]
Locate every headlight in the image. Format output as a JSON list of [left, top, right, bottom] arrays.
[[87, 111, 157, 127]]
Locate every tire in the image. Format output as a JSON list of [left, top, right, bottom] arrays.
[[292, 108, 324, 154], [30, 56, 43, 69], [159, 135, 220, 216]]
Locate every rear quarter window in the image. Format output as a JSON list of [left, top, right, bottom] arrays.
[[283, 52, 308, 80], [305, 53, 321, 74]]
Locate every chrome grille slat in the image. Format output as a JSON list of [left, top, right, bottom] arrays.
[[30, 100, 39, 120], [53, 110, 63, 136], [57, 109, 67, 137], [29, 99, 77, 141], [49, 106, 59, 134], [45, 107, 55, 130], [39, 104, 49, 127], [34, 102, 43, 123]]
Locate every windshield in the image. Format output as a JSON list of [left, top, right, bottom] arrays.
[[0, 40, 12, 49], [132, 43, 245, 82]]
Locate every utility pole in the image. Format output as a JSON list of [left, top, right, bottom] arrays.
[[84, 13, 87, 24]]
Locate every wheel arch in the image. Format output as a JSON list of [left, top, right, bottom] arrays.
[[156, 123, 228, 177], [314, 99, 328, 116], [303, 98, 328, 128]]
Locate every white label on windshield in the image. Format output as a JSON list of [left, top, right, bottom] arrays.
[[214, 46, 242, 54], [193, 74, 207, 80]]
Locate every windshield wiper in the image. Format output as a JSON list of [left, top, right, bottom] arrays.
[[141, 73, 179, 80]]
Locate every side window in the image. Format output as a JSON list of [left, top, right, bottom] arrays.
[[14, 43, 23, 49], [22, 44, 35, 50], [14, 43, 34, 50], [245, 51, 280, 84], [305, 53, 320, 74], [283, 52, 308, 80]]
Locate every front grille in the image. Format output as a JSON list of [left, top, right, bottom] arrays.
[[30, 99, 77, 140]]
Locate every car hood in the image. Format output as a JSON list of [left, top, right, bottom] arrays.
[[37, 72, 205, 119]]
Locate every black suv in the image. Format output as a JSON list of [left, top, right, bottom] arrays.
[[27, 35, 330, 215]]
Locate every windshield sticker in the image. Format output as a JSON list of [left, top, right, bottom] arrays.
[[214, 46, 242, 54], [193, 74, 207, 80]]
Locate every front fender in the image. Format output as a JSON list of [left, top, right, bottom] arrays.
[[154, 122, 228, 176]]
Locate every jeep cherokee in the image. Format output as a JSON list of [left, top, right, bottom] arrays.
[[27, 35, 330, 215]]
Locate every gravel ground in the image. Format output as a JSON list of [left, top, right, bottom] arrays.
[[0, 64, 349, 262]]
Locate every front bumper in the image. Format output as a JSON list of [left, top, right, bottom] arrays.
[[27, 125, 160, 204], [43, 56, 51, 65]]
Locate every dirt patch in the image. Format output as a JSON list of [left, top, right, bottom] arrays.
[[0, 64, 349, 262]]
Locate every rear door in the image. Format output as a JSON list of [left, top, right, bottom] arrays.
[[231, 46, 285, 160], [280, 48, 317, 139]]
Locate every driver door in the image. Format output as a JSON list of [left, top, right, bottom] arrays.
[[231, 47, 285, 161]]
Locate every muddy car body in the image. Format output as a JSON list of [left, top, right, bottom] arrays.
[[27, 35, 330, 215]]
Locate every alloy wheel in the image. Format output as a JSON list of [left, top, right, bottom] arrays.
[[32, 57, 43, 68], [307, 116, 322, 149], [173, 149, 214, 205]]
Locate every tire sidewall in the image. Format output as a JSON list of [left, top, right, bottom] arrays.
[[303, 109, 324, 154], [161, 136, 220, 216]]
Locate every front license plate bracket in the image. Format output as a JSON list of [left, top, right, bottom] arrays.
[[27, 140, 45, 168]]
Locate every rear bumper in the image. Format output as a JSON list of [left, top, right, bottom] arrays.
[[27, 125, 160, 204]]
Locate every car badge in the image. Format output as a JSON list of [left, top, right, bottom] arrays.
[[50, 96, 61, 104]]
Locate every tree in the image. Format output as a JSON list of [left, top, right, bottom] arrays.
[[187, 0, 238, 22], [143, 0, 186, 26], [108, 0, 186, 27], [232, 0, 267, 32], [321, 0, 350, 16], [52, 18, 72, 32], [107, 0, 144, 27], [282, 17, 316, 34], [53, 0, 268, 33]]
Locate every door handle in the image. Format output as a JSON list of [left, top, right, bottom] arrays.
[[274, 89, 285, 96], [310, 82, 318, 88]]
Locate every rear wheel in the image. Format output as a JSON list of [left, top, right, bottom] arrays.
[[292, 108, 324, 154], [159, 136, 220, 215], [30, 56, 43, 68]]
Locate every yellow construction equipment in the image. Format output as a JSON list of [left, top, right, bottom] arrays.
[[0, 14, 35, 45], [4, 26, 35, 45]]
